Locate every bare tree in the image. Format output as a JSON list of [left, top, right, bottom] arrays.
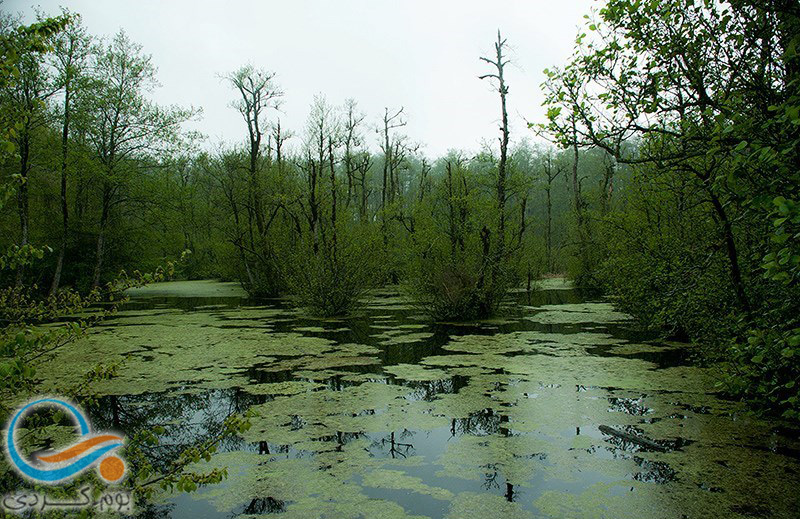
[[270, 118, 293, 174], [379, 107, 406, 209], [300, 95, 339, 254], [543, 149, 564, 272], [418, 158, 431, 203], [224, 65, 283, 239], [342, 99, 365, 209], [354, 151, 372, 222], [479, 30, 511, 286], [378, 106, 406, 245]]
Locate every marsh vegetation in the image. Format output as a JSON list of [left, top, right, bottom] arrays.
[[1, 1, 799, 517]]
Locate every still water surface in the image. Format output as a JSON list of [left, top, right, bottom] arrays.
[[35, 279, 800, 518]]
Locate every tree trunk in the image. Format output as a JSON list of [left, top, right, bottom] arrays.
[[495, 58, 509, 270], [92, 227, 105, 289], [308, 160, 320, 255], [481, 32, 510, 289], [92, 184, 112, 288], [250, 138, 265, 237], [601, 154, 614, 215], [708, 192, 750, 312], [546, 184, 553, 272], [50, 86, 71, 296], [571, 118, 589, 277], [15, 132, 30, 287], [381, 121, 390, 246], [360, 163, 368, 222], [328, 139, 338, 264], [517, 195, 527, 247]]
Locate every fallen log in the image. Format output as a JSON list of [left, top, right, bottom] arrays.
[[598, 425, 668, 452]]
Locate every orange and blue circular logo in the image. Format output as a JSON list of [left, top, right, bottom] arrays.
[[4, 398, 126, 484]]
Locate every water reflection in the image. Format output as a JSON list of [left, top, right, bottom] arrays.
[[46, 282, 797, 519]]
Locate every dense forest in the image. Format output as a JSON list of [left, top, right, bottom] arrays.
[[1, 1, 799, 517]]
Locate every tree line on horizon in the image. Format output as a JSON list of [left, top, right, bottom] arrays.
[[0, 12, 619, 318]]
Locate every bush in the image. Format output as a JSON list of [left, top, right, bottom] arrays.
[[408, 232, 511, 321], [242, 253, 285, 298], [590, 169, 800, 419], [283, 227, 383, 317], [722, 328, 800, 420]]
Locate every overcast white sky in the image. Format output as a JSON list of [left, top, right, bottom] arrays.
[[7, 0, 594, 157]]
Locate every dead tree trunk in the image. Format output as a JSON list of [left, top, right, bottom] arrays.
[[379, 107, 406, 245], [480, 31, 511, 289]]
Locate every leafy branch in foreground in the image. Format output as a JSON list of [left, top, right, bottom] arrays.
[[129, 410, 253, 498]]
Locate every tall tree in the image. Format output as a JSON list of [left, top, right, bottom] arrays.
[[569, 114, 590, 280], [300, 95, 338, 255], [86, 31, 195, 287], [224, 65, 282, 240], [342, 98, 365, 209], [542, 149, 563, 272], [479, 30, 511, 288], [379, 107, 406, 232], [48, 12, 90, 295], [1, 34, 54, 285]]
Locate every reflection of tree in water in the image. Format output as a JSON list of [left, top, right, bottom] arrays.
[[481, 448, 546, 504], [600, 424, 690, 454], [632, 457, 677, 484], [401, 375, 469, 401], [236, 496, 287, 515], [451, 406, 544, 504], [88, 388, 256, 473], [607, 396, 652, 416], [246, 366, 295, 386], [316, 430, 366, 452], [588, 425, 680, 484], [258, 440, 292, 456], [450, 408, 511, 437], [370, 430, 415, 458], [481, 464, 517, 503], [88, 387, 301, 517], [592, 444, 678, 484]]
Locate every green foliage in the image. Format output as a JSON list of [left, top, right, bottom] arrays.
[[722, 327, 800, 420], [130, 410, 253, 499], [409, 249, 510, 322], [406, 156, 515, 321], [284, 225, 383, 317], [242, 254, 284, 297], [594, 169, 740, 342], [542, 0, 800, 419], [0, 13, 70, 156]]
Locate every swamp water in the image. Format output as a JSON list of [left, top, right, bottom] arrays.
[[28, 279, 800, 518]]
